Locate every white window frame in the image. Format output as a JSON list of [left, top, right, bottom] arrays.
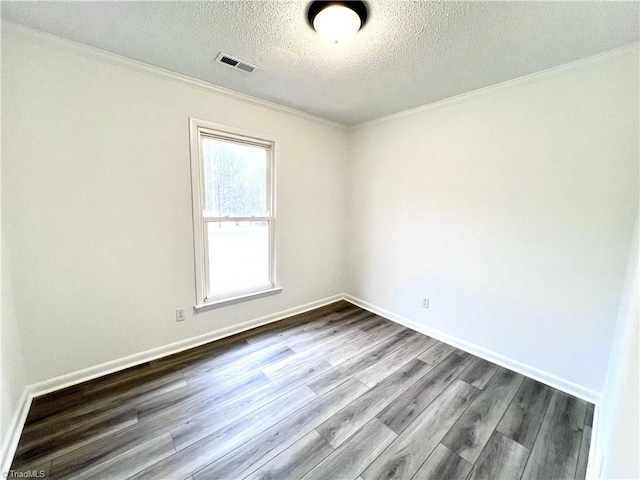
[[189, 118, 280, 310]]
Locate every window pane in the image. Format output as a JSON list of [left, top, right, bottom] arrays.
[[202, 137, 267, 217], [207, 221, 270, 298]]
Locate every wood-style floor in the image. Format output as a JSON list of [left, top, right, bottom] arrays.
[[11, 301, 594, 480]]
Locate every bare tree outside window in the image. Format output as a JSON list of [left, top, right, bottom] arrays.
[[203, 140, 267, 219]]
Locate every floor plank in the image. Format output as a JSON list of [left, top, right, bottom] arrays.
[[50, 365, 314, 477], [182, 344, 296, 385], [136, 370, 270, 421], [240, 312, 332, 349], [442, 368, 524, 464], [66, 433, 175, 480], [521, 390, 587, 480], [171, 358, 331, 451], [412, 443, 472, 480], [458, 358, 499, 390], [357, 316, 389, 332], [270, 319, 351, 356], [284, 312, 369, 353], [316, 358, 432, 447], [50, 422, 173, 479], [192, 377, 369, 480], [25, 385, 85, 426], [354, 334, 436, 387], [262, 327, 370, 380], [417, 341, 457, 365], [242, 302, 354, 347], [377, 352, 473, 435], [26, 363, 165, 426], [363, 380, 478, 480], [307, 329, 419, 396], [496, 377, 554, 449], [242, 430, 333, 480], [13, 408, 138, 470], [136, 372, 274, 429], [302, 419, 396, 480], [163, 303, 350, 371], [323, 321, 405, 366], [575, 425, 592, 480], [468, 431, 530, 480], [129, 385, 317, 480], [19, 402, 140, 453], [23, 374, 186, 446]]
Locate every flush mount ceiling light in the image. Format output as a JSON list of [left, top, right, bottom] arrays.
[[307, 1, 368, 46]]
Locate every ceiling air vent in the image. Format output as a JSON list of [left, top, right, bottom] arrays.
[[215, 52, 259, 74]]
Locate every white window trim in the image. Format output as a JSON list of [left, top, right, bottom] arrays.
[[189, 118, 280, 310]]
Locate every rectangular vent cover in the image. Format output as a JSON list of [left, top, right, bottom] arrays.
[[215, 52, 259, 74]]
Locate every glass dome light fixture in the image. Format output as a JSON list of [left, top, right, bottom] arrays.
[[307, 1, 368, 46]]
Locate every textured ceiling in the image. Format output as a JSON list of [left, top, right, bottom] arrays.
[[2, 1, 638, 125]]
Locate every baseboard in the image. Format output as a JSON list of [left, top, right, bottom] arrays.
[[0, 389, 32, 475], [586, 404, 601, 480], [343, 294, 601, 404], [28, 294, 344, 397]]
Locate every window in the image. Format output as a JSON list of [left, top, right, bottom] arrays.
[[189, 119, 279, 309]]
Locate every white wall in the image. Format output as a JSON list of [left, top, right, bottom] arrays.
[[596, 217, 638, 479], [0, 139, 28, 454], [1, 30, 349, 385], [1, 258, 27, 448], [346, 48, 639, 394]]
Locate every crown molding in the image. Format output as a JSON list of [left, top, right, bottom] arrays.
[[1, 20, 347, 130], [2, 20, 637, 132], [351, 42, 640, 130]]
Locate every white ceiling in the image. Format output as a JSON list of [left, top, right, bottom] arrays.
[[2, 1, 638, 126]]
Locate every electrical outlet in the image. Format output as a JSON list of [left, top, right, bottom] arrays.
[[422, 298, 430, 309], [176, 308, 186, 322]]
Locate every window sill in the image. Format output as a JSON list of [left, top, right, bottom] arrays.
[[194, 286, 283, 312]]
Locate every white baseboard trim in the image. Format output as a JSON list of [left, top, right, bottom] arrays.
[[343, 293, 601, 404], [0, 389, 32, 475], [23, 291, 602, 402], [28, 294, 344, 398], [586, 404, 601, 480]]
